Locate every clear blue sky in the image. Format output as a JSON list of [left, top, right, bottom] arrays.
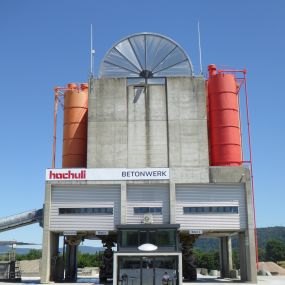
[[0, 0, 284, 246]]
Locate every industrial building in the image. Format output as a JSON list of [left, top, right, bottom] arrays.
[[40, 33, 257, 284]]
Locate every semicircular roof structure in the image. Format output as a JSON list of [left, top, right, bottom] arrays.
[[99, 33, 193, 78]]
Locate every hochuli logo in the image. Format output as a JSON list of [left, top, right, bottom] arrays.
[[49, 170, 86, 180]]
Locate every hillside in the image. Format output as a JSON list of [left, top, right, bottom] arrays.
[[194, 226, 285, 252], [0, 245, 104, 255], [257, 227, 285, 249]]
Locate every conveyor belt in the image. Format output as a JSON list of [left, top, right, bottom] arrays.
[[0, 209, 43, 232]]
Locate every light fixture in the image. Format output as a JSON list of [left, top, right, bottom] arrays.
[[138, 243, 158, 251]]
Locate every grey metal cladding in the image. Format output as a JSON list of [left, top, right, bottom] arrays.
[[50, 185, 121, 231], [126, 185, 170, 224], [176, 184, 246, 230]]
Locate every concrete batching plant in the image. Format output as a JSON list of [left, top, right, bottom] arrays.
[[41, 33, 257, 284]]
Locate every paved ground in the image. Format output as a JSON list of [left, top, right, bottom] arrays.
[[0, 275, 285, 284]]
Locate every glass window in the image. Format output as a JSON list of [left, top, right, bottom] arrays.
[[58, 207, 113, 215], [134, 207, 162, 215], [139, 231, 147, 245], [183, 206, 238, 214], [119, 257, 140, 285], [156, 230, 175, 247], [154, 256, 178, 285], [149, 230, 156, 245], [121, 231, 138, 247]]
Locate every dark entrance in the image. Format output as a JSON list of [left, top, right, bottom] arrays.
[[118, 256, 178, 285]]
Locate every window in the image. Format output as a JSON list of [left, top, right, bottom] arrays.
[[120, 229, 176, 248], [183, 206, 238, 214], [59, 208, 113, 215], [156, 230, 175, 247], [121, 231, 138, 247], [133, 207, 162, 215]]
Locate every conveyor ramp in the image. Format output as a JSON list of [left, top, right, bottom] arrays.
[[0, 209, 43, 232]]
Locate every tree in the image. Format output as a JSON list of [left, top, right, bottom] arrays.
[[193, 249, 220, 270], [16, 249, 42, 261], [232, 250, 240, 269], [258, 247, 265, 262], [265, 239, 285, 262], [77, 252, 103, 268]]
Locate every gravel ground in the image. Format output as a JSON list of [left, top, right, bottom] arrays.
[[0, 275, 280, 284], [0, 275, 285, 284]]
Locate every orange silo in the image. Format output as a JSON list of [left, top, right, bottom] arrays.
[[208, 64, 242, 166], [62, 83, 88, 168]]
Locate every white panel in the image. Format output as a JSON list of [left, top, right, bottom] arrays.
[[176, 184, 246, 230], [126, 185, 169, 224], [50, 185, 121, 231]]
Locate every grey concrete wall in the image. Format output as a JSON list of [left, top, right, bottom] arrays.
[[87, 78, 128, 168], [88, 77, 209, 177], [167, 77, 209, 183], [209, 166, 246, 183], [127, 84, 168, 167]]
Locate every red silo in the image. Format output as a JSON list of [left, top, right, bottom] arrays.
[[208, 64, 242, 166], [62, 83, 88, 168]]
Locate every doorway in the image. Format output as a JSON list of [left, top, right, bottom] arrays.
[[118, 256, 178, 285]]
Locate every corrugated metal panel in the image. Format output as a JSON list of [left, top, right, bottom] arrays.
[[176, 184, 246, 230], [126, 185, 169, 224], [50, 185, 121, 231]]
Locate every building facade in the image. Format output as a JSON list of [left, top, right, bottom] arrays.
[[41, 33, 257, 284]]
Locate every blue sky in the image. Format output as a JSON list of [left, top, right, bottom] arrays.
[[0, 0, 284, 246]]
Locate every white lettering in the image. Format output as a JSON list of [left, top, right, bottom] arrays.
[[47, 168, 169, 181]]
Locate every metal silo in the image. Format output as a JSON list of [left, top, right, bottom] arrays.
[[62, 83, 88, 168], [208, 64, 242, 166]]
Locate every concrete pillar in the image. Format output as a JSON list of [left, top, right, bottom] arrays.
[[120, 182, 127, 223], [169, 182, 176, 224], [50, 233, 60, 281], [244, 169, 258, 283], [41, 231, 59, 283], [219, 236, 232, 278], [239, 232, 247, 281], [65, 244, 78, 281], [239, 230, 257, 283], [41, 183, 51, 283]]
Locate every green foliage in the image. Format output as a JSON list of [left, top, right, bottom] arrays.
[[257, 227, 285, 249], [265, 239, 285, 263], [193, 249, 240, 270], [192, 238, 285, 269], [0, 254, 8, 261], [16, 249, 42, 261], [194, 227, 285, 252], [193, 249, 219, 270], [258, 247, 266, 262], [194, 238, 219, 252], [232, 250, 240, 269], [77, 251, 103, 268]]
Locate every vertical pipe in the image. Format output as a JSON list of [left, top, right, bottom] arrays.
[[244, 76, 259, 268], [52, 90, 59, 168], [198, 21, 203, 75]]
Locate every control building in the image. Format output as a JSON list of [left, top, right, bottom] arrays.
[[41, 33, 257, 284]]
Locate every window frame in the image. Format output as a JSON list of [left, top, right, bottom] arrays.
[[133, 207, 163, 215], [183, 206, 239, 214], [58, 207, 113, 215]]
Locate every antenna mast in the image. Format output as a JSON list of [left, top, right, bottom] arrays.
[[198, 21, 203, 75], [90, 24, 95, 77]]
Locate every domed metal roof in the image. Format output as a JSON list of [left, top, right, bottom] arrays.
[[99, 33, 193, 78]]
